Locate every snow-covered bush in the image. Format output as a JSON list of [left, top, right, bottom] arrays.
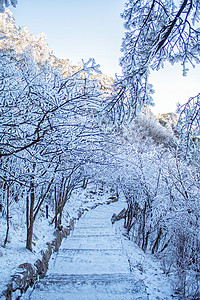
[[114, 132, 199, 299]]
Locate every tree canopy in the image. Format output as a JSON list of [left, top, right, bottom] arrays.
[[106, 0, 200, 122], [0, 0, 18, 13]]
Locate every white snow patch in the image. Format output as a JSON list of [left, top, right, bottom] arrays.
[[115, 220, 175, 300]]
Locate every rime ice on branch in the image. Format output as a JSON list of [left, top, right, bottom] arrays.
[[107, 0, 200, 122]]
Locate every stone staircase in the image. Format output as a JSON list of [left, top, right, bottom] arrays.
[[23, 201, 149, 300]]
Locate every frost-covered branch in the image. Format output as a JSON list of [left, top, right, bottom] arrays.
[[107, 0, 200, 122], [0, 0, 18, 13], [176, 93, 200, 157]]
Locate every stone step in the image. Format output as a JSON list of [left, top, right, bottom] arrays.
[[57, 249, 123, 254], [71, 233, 115, 237], [60, 235, 122, 250], [26, 274, 148, 300], [82, 211, 112, 218], [63, 234, 119, 242], [67, 234, 116, 239], [72, 227, 114, 235], [49, 249, 129, 275], [76, 219, 112, 227]]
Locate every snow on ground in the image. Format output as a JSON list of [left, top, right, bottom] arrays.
[[115, 219, 175, 300], [0, 183, 114, 298], [0, 185, 175, 299], [0, 217, 54, 298]]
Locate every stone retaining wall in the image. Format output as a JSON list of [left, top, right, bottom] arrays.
[[3, 221, 75, 300]]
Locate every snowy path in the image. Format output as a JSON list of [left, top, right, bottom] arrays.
[[23, 200, 149, 300]]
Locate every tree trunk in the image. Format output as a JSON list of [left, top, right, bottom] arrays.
[[152, 227, 162, 254], [26, 193, 29, 231], [54, 185, 58, 229], [82, 178, 88, 189], [26, 220, 34, 251], [142, 201, 147, 251], [4, 185, 9, 246], [143, 231, 149, 252], [57, 184, 74, 229], [26, 164, 36, 251], [125, 201, 134, 232], [57, 210, 63, 229]]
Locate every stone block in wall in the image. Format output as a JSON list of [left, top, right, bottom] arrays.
[[3, 263, 37, 298], [53, 229, 62, 252], [14, 263, 37, 291]]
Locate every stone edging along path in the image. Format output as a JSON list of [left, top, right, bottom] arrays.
[[3, 197, 118, 300]]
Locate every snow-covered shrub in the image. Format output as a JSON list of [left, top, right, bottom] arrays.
[[117, 138, 199, 299]]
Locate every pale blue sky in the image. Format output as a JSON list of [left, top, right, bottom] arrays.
[[10, 0, 200, 114], [10, 0, 125, 76]]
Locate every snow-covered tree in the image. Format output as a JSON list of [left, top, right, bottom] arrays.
[[0, 0, 18, 13], [176, 93, 200, 158], [105, 116, 199, 299], [0, 48, 106, 250], [106, 0, 200, 122]]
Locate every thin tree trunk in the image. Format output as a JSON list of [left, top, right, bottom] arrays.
[[4, 185, 9, 246], [142, 201, 147, 251], [26, 180, 35, 251], [26, 193, 29, 231], [55, 185, 58, 229], [82, 178, 88, 189], [152, 227, 162, 254], [143, 231, 149, 252], [125, 201, 134, 232], [57, 210, 63, 229], [26, 164, 36, 251]]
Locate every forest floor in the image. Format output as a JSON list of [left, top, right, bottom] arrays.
[[0, 185, 175, 299]]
